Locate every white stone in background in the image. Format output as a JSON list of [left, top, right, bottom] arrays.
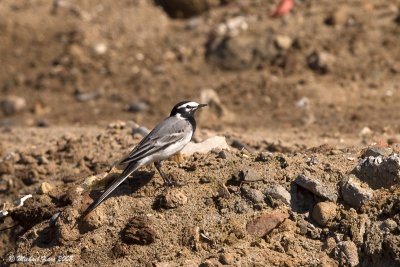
[[181, 136, 230, 155]]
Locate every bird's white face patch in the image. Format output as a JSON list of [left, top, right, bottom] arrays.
[[177, 101, 200, 112]]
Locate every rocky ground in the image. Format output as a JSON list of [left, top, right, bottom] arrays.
[[1, 0, 400, 266]]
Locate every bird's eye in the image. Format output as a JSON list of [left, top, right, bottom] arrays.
[[185, 105, 190, 108]]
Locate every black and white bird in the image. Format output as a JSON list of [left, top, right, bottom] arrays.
[[81, 101, 207, 218]]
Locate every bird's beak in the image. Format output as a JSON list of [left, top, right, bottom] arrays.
[[197, 104, 208, 109]]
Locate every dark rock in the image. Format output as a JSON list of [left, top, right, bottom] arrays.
[[255, 152, 273, 162], [122, 216, 156, 245], [205, 33, 278, 71], [125, 101, 149, 113], [156, 0, 219, 18], [246, 211, 288, 237], [354, 154, 400, 189], [341, 175, 373, 209], [295, 174, 338, 202]]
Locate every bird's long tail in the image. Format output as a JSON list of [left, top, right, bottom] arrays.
[[80, 162, 140, 220]]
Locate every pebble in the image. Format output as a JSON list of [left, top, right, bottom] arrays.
[[219, 251, 239, 265], [341, 175, 374, 209], [334, 241, 359, 267], [122, 216, 156, 245], [241, 186, 265, 204], [255, 152, 273, 162], [265, 184, 291, 205], [312, 201, 337, 226], [125, 101, 149, 113], [0, 95, 26, 115], [295, 174, 338, 202], [160, 188, 188, 209], [307, 51, 336, 74], [39, 182, 53, 194], [274, 35, 293, 50], [246, 211, 288, 237], [235, 168, 263, 183]]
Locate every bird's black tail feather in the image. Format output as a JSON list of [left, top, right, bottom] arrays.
[[78, 162, 140, 221]]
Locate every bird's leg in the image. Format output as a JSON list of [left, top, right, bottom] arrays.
[[154, 161, 173, 186]]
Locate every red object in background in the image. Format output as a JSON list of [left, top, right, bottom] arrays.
[[270, 0, 294, 18]]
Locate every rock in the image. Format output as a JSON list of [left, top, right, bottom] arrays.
[[122, 216, 156, 245], [307, 51, 336, 74], [311, 201, 337, 226], [334, 241, 359, 267], [156, 0, 219, 18], [274, 35, 293, 50], [241, 186, 265, 204], [255, 152, 273, 162], [39, 182, 53, 194], [125, 101, 149, 113], [160, 188, 188, 209], [205, 33, 277, 70], [0, 95, 26, 115], [354, 153, 400, 189], [341, 175, 374, 209], [234, 168, 263, 183], [93, 43, 107, 55], [181, 136, 230, 155], [219, 251, 239, 265], [74, 88, 101, 102], [265, 184, 291, 205], [246, 211, 288, 237], [295, 174, 338, 202]]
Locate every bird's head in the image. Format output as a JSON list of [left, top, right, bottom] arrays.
[[170, 101, 207, 118]]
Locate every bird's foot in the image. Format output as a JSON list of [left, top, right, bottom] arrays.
[[163, 176, 177, 187]]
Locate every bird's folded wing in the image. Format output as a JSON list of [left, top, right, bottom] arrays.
[[120, 118, 189, 165]]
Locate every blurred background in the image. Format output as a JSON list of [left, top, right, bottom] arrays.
[[1, 0, 400, 141]]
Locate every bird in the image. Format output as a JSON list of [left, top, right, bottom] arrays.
[[80, 101, 207, 219]]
